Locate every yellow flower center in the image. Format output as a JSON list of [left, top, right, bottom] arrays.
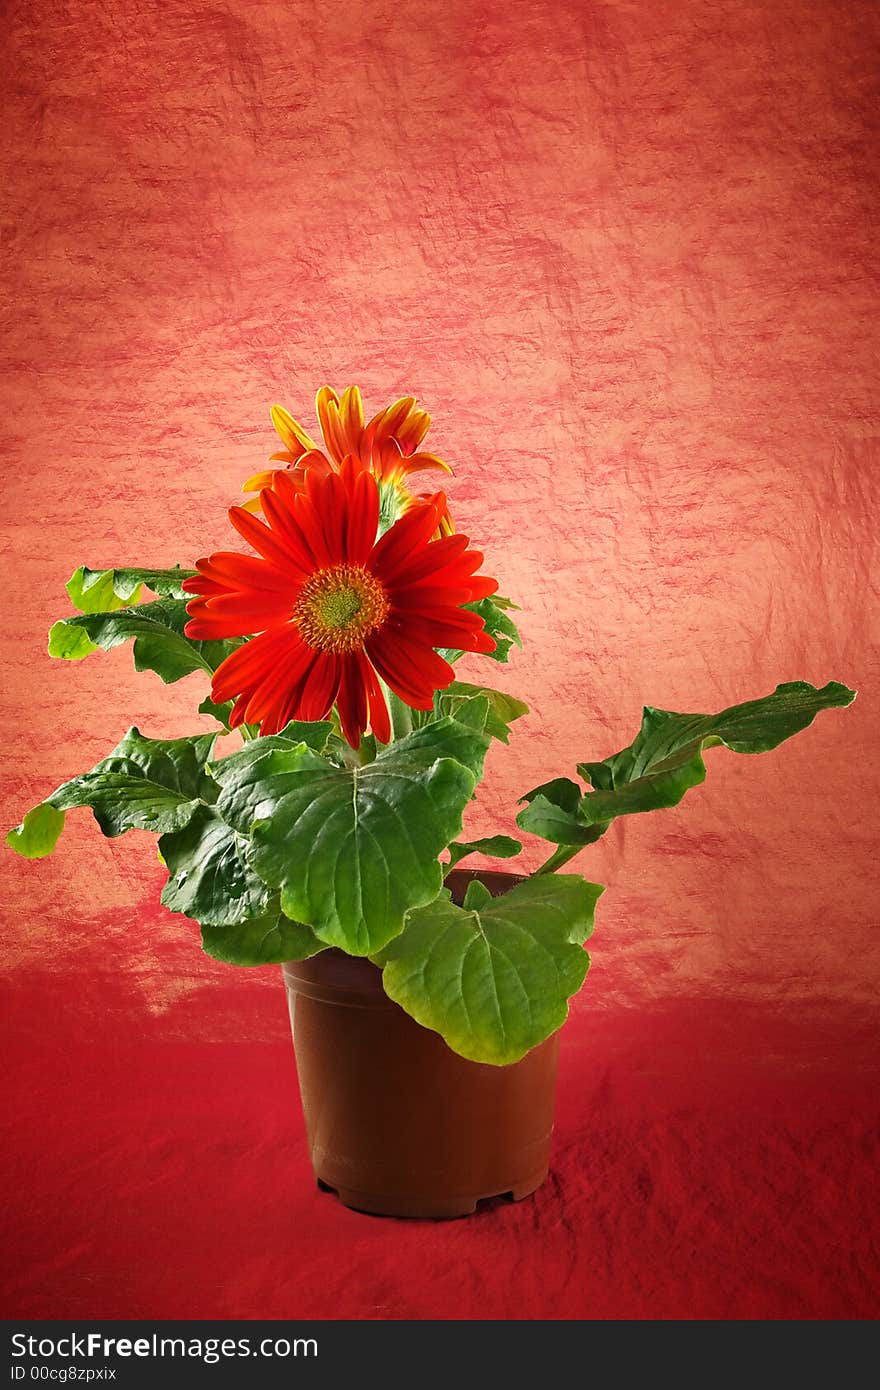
[[293, 564, 389, 653]]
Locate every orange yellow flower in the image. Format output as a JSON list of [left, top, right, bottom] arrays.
[[242, 386, 454, 535]]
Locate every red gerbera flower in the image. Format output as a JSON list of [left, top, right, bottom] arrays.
[[183, 459, 497, 747]]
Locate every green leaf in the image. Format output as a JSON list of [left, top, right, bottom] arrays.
[[274, 720, 336, 754], [215, 718, 490, 955], [569, 680, 856, 829], [462, 878, 494, 910], [66, 568, 140, 615], [47, 622, 99, 660], [439, 693, 489, 734], [467, 595, 522, 663], [391, 715, 490, 780], [198, 695, 236, 731], [323, 731, 379, 768], [8, 729, 220, 854], [436, 680, 528, 744], [66, 566, 198, 613], [207, 721, 335, 787], [159, 805, 272, 926], [327, 707, 380, 764], [442, 595, 523, 665], [379, 875, 603, 1064], [446, 835, 523, 869], [517, 778, 610, 846], [6, 804, 65, 859], [48, 598, 242, 683], [201, 907, 323, 966]]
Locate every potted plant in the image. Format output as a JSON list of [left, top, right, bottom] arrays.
[[8, 386, 855, 1219]]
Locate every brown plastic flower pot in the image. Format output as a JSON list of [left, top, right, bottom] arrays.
[[281, 869, 560, 1219]]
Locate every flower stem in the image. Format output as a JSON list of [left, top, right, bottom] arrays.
[[388, 690, 413, 741], [352, 739, 374, 766], [531, 821, 611, 876], [532, 845, 582, 876]]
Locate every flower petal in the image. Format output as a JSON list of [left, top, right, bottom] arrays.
[[242, 470, 280, 494], [304, 468, 348, 563], [382, 533, 469, 585], [182, 575, 227, 597], [344, 468, 380, 564], [228, 505, 312, 578], [395, 407, 432, 456], [368, 496, 444, 580], [258, 486, 324, 571], [399, 450, 453, 476], [388, 584, 481, 609], [194, 552, 297, 594], [189, 592, 293, 622], [360, 651, 391, 744], [339, 385, 364, 441], [461, 575, 499, 600], [290, 485, 336, 568], [316, 386, 350, 464], [242, 639, 314, 725], [297, 651, 342, 722], [365, 628, 454, 709], [270, 404, 317, 456], [369, 397, 415, 446], [390, 611, 496, 653], [335, 652, 369, 748], [185, 612, 269, 639], [288, 449, 333, 479], [210, 626, 303, 702]]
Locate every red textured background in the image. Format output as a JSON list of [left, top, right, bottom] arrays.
[[2, 0, 878, 1320]]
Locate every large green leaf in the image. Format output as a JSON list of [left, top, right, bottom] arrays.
[[7, 729, 219, 856], [159, 805, 272, 926], [519, 680, 856, 842], [58, 568, 199, 657], [576, 680, 856, 826], [48, 598, 241, 683], [435, 680, 529, 744], [214, 718, 490, 955], [66, 566, 197, 612], [201, 907, 323, 966], [378, 875, 603, 1064]]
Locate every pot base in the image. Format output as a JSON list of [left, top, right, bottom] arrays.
[[316, 1165, 550, 1220]]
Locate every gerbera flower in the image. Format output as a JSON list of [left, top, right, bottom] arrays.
[[183, 460, 497, 746], [241, 386, 454, 535]]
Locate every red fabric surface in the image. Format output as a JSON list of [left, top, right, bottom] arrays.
[[2, 0, 878, 1320]]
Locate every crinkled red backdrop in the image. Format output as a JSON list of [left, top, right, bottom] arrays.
[[2, 0, 878, 1319]]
